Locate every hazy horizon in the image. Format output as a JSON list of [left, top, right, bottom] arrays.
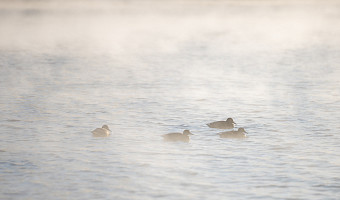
[[1, 0, 340, 199]]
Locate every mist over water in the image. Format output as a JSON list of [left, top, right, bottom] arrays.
[[1, 0, 340, 199]]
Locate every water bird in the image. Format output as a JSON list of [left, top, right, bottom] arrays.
[[207, 118, 236, 129], [92, 125, 111, 137], [219, 128, 247, 138], [162, 130, 193, 142]]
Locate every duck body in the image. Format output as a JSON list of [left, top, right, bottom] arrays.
[[92, 125, 111, 137], [162, 130, 193, 142], [219, 128, 247, 138], [207, 118, 235, 129]]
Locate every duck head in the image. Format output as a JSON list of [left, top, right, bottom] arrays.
[[226, 118, 236, 125], [183, 130, 193, 135], [238, 128, 247, 133], [102, 125, 111, 132]]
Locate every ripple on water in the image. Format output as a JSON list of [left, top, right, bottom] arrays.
[[1, 1, 340, 200]]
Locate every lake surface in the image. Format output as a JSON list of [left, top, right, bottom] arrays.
[[1, 0, 340, 199]]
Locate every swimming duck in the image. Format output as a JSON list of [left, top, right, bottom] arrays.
[[207, 118, 236, 129], [219, 128, 247, 138], [162, 130, 193, 142], [92, 125, 111, 137]]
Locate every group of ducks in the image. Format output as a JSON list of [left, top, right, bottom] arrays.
[[91, 117, 248, 142]]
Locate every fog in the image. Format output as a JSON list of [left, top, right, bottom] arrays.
[[1, 0, 339, 56], [1, 0, 340, 199]]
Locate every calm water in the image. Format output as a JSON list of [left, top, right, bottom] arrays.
[[1, 0, 340, 199]]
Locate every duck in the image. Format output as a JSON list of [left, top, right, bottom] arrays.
[[207, 118, 236, 129], [162, 130, 193, 142], [219, 128, 247, 138], [91, 125, 111, 137]]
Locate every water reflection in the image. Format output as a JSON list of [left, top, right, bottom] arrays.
[[1, 0, 340, 199]]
